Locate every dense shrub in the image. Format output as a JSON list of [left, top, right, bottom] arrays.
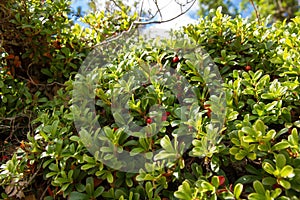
[[0, 0, 135, 139], [0, 5, 300, 200]]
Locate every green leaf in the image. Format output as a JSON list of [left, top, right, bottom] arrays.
[[227, 111, 239, 121], [243, 136, 255, 143], [253, 70, 263, 81], [281, 107, 292, 122], [174, 181, 192, 199], [75, 184, 85, 192], [280, 165, 294, 178], [248, 193, 266, 200], [200, 181, 215, 192], [265, 102, 278, 113], [262, 162, 275, 175], [107, 172, 114, 183], [46, 172, 57, 178], [145, 181, 153, 199], [275, 154, 286, 169], [278, 179, 291, 189], [69, 192, 89, 200], [235, 152, 246, 160], [61, 183, 70, 192], [86, 177, 94, 195], [241, 127, 256, 136], [253, 180, 265, 194], [0, 81, 4, 88], [210, 156, 220, 173], [42, 158, 55, 169], [261, 93, 274, 99], [211, 176, 219, 188], [113, 112, 126, 125], [130, 148, 145, 156], [270, 188, 282, 198], [49, 163, 59, 172], [234, 183, 243, 199], [253, 119, 265, 134], [94, 186, 105, 197], [125, 178, 133, 187], [247, 152, 256, 160], [272, 141, 290, 151], [154, 151, 177, 160], [191, 76, 204, 82], [81, 164, 96, 170], [61, 47, 71, 56], [262, 177, 276, 186], [160, 135, 174, 151], [229, 147, 239, 155], [288, 128, 298, 146], [41, 68, 53, 77], [83, 154, 96, 164]]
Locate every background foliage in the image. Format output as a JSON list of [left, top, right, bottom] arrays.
[[197, 0, 300, 22]]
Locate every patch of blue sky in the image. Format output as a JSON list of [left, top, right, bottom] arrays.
[[69, 0, 90, 27], [69, 0, 253, 30]]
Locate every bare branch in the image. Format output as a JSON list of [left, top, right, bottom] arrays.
[[134, 0, 197, 25], [249, 0, 261, 25], [93, 22, 136, 48], [138, 0, 191, 23], [153, 0, 163, 20], [139, 0, 145, 19], [92, 0, 197, 48], [110, 0, 123, 11]]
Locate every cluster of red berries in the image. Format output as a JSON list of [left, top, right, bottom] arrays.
[[146, 111, 171, 124]]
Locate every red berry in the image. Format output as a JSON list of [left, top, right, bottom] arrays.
[[245, 65, 252, 71], [162, 115, 167, 121], [146, 118, 152, 124], [172, 55, 179, 63], [166, 111, 171, 116], [218, 176, 226, 186], [113, 127, 118, 131], [204, 104, 212, 118]]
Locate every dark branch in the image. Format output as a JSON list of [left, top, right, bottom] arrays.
[[134, 0, 196, 25]]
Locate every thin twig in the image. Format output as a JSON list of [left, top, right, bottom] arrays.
[[139, 0, 144, 19], [110, 0, 123, 11], [39, 180, 51, 200], [140, 0, 174, 22], [26, 63, 65, 87], [9, 117, 15, 139], [134, 0, 196, 25], [93, 0, 196, 48], [153, 0, 162, 20], [21, 162, 43, 192], [92, 22, 136, 48], [249, 0, 261, 25], [0, 3, 11, 24]]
